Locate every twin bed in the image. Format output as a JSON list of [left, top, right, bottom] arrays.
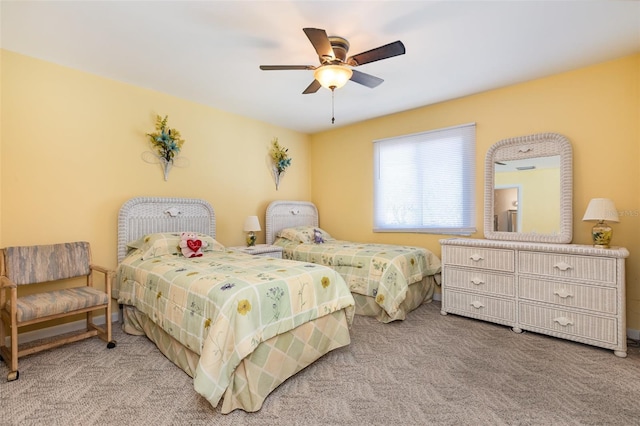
[[265, 201, 442, 323], [115, 197, 441, 413], [115, 197, 354, 413]]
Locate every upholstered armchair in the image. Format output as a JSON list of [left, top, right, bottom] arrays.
[[0, 241, 116, 381]]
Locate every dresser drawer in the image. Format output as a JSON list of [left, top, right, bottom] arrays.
[[519, 302, 618, 345], [443, 289, 515, 324], [518, 252, 616, 285], [519, 277, 617, 314], [443, 267, 515, 297], [443, 246, 514, 272]]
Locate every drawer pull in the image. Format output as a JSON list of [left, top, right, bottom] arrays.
[[553, 289, 573, 299], [553, 262, 573, 271], [553, 316, 574, 327], [470, 278, 485, 285], [470, 301, 484, 309], [469, 254, 484, 262]]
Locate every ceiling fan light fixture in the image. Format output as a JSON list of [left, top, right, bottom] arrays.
[[314, 65, 353, 90]]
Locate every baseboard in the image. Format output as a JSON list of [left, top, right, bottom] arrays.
[[4, 311, 119, 346]]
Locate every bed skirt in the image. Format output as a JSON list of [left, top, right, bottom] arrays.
[[351, 275, 437, 323], [121, 305, 351, 413]]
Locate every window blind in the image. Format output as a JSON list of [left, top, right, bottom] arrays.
[[373, 123, 476, 234]]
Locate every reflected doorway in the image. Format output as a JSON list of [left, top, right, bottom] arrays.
[[494, 186, 520, 232]]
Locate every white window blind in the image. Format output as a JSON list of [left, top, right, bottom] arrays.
[[373, 123, 476, 234]]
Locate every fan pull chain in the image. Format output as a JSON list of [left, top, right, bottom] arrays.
[[331, 88, 335, 124]]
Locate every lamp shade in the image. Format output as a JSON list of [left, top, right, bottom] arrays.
[[243, 216, 261, 232], [582, 198, 619, 223], [314, 65, 353, 90]]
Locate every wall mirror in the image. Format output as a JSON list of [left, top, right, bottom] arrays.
[[484, 132, 573, 243]]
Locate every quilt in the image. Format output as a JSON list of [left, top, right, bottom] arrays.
[[273, 236, 441, 319], [116, 246, 354, 409]]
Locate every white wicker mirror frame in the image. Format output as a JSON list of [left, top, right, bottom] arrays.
[[484, 132, 573, 244]]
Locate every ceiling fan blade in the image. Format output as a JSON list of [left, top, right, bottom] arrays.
[[302, 79, 322, 94], [349, 69, 384, 88], [260, 65, 316, 71], [347, 40, 406, 66], [303, 28, 335, 61]]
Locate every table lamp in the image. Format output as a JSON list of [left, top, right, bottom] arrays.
[[243, 216, 261, 247], [582, 198, 619, 248]]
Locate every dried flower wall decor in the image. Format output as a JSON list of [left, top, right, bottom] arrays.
[[142, 115, 189, 181], [270, 138, 292, 190]]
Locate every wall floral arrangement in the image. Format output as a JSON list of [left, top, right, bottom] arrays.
[[142, 115, 188, 181], [270, 137, 292, 190]]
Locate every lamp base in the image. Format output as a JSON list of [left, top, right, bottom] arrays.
[[591, 221, 613, 248], [246, 232, 257, 247]]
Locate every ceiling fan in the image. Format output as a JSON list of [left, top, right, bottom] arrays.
[[260, 28, 406, 94]]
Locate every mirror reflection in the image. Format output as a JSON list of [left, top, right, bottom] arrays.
[[494, 155, 561, 234]]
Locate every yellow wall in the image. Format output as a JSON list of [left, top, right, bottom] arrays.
[[310, 54, 640, 331], [2, 49, 639, 333], [0, 49, 311, 271], [0, 49, 3, 244]]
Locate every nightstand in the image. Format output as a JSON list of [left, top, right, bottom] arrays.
[[229, 244, 283, 259]]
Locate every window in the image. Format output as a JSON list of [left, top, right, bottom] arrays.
[[373, 123, 476, 235]]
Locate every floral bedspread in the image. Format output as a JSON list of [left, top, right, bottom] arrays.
[[115, 249, 354, 409], [274, 239, 441, 318]]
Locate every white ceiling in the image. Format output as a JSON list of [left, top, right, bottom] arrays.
[[2, 1, 639, 134]]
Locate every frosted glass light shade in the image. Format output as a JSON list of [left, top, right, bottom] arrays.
[[314, 65, 353, 90]]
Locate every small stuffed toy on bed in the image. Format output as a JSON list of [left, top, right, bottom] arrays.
[[313, 228, 325, 244], [179, 231, 208, 258]]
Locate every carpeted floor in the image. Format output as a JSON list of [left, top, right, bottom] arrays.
[[2, 301, 640, 426]]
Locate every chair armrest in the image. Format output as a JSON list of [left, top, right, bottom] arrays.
[[90, 264, 113, 276], [0, 275, 17, 289], [89, 264, 114, 295]]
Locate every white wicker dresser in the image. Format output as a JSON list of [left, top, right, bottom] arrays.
[[440, 238, 629, 357]]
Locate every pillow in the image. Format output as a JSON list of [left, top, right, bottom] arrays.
[[127, 232, 225, 260], [277, 226, 333, 244]]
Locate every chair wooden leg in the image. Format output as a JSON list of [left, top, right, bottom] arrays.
[[0, 314, 5, 351], [0, 314, 6, 358], [106, 301, 112, 340], [105, 302, 116, 349], [0, 311, 17, 381], [10, 287, 18, 379], [10, 323, 19, 379], [0, 317, 5, 366]]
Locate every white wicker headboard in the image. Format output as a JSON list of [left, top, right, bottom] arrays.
[[265, 201, 319, 245], [117, 197, 216, 263]]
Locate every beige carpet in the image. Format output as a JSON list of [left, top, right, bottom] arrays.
[[2, 301, 640, 426]]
